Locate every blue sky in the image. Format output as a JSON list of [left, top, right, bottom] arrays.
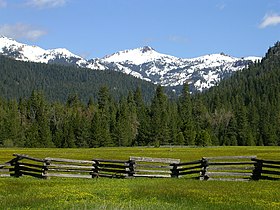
[[0, 0, 280, 59]]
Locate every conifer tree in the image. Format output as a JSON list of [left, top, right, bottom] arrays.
[[5, 100, 24, 147], [150, 86, 169, 146], [134, 87, 151, 145], [178, 83, 195, 145]]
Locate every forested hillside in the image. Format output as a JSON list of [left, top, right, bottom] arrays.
[[200, 42, 280, 146], [0, 55, 156, 103], [0, 43, 280, 148]]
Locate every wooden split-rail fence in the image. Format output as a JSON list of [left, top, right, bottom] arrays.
[[1, 154, 280, 181]]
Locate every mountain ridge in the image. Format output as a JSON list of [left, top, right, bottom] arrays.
[[0, 36, 261, 92]]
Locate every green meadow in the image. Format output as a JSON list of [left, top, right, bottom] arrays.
[[1, 146, 280, 209]]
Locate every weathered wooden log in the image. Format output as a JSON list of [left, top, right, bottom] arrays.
[[0, 174, 11, 177], [21, 171, 43, 178], [130, 156, 180, 164], [133, 174, 171, 178], [171, 160, 202, 167], [18, 162, 43, 169], [13, 154, 45, 162], [93, 173, 126, 178], [261, 164, 280, 170], [178, 170, 201, 176], [208, 162, 254, 166], [260, 170, 280, 176], [47, 168, 93, 173], [134, 164, 173, 169], [98, 168, 129, 174], [252, 158, 280, 165], [45, 173, 92, 179], [5, 158, 19, 166], [205, 156, 257, 160], [177, 165, 202, 172], [94, 163, 127, 169], [93, 159, 128, 164], [207, 178, 250, 182], [19, 166, 43, 173], [207, 166, 255, 171], [48, 163, 94, 170], [45, 157, 95, 164], [259, 175, 280, 181], [205, 172, 252, 177], [134, 169, 171, 174]]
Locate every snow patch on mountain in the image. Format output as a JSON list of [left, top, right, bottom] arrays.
[[0, 36, 261, 92], [0, 36, 86, 66], [103, 46, 180, 66]]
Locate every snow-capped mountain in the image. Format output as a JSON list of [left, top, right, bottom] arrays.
[[0, 36, 261, 92], [0, 36, 88, 67], [90, 46, 260, 91]]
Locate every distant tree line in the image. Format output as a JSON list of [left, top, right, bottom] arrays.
[[0, 84, 213, 147]]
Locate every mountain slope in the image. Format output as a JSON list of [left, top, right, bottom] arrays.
[[0, 55, 156, 103], [0, 36, 260, 92], [199, 42, 280, 146]]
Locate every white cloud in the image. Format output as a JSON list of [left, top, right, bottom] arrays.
[[259, 13, 280, 28], [0, 0, 7, 8], [216, 2, 226, 11], [25, 0, 67, 9], [168, 35, 188, 44], [0, 23, 47, 41]]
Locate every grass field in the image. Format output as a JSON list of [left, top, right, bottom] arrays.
[[1, 146, 280, 209]]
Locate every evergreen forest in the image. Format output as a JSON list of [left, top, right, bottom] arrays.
[[0, 55, 156, 103], [0, 43, 280, 147]]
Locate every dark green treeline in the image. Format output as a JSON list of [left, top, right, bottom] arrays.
[[0, 83, 218, 147], [0, 80, 279, 148]]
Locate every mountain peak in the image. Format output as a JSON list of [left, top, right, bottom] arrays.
[[0, 35, 10, 39], [102, 46, 168, 65], [0, 36, 261, 92], [47, 48, 82, 58], [140, 46, 155, 53]]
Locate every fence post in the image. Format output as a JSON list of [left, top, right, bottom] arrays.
[[252, 158, 263, 181], [170, 163, 179, 178], [14, 160, 21, 177], [92, 160, 99, 178], [43, 159, 50, 179], [200, 158, 209, 180], [127, 160, 135, 178], [11, 156, 22, 178]]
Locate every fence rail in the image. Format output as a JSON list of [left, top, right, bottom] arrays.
[[130, 156, 179, 178], [44, 157, 95, 179], [171, 160, 202, 178], [93, 159, 133, 178], [200, 156, 257, 181], [252, 158, 280, 181], [0, 154, 280, 181]]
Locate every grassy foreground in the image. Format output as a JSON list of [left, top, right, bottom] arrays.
[[0, 146, 280, 209]]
